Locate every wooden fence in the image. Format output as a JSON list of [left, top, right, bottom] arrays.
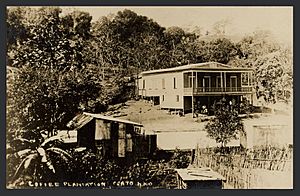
[[193, 146, 293, 189]]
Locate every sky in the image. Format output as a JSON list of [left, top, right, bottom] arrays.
[[61, 6, 293, 45]]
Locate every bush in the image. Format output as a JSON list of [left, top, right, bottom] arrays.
[[205, 98, 244, 147], [65, 151, 178, 188], [169, 149, 191, 169]]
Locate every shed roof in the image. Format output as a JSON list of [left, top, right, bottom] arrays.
[[84, 112, 143, 126], [67, 113, 94, 130], [67, 112, 143, 130], [175, 167, 226, 181], [141, 62, 252, 75]]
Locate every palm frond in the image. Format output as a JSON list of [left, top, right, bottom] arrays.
[[47, 147, 72, 162], [24, 154, 38, 169], [36, 148, 56, 174], [13, 153, 38, 182], [10, 138, 34, 151], [37, 147, 46, 157], [45, 159, 56, 173], [16, 149, 34, 158], [40, 136, 62, 148]]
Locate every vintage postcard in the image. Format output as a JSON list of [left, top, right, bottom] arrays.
[[6, 6, 293, 189]]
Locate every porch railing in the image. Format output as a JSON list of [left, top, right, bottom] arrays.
[[184, 87, 253, 94]]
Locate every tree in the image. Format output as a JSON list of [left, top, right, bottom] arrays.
[[7, 65, 105, 138], [6, 7, 29, 48], [6, 7, 105, 137], [255, 49, 293, 103], [8, 7, 93, 70], [231, 30, 292, 104], [199, 38, 238, 64], [232, 30, 280, 68], [163, 26, 198, 67], [205, 99, 244, 147], [88, 9, 171, 98], [89, 9, 167, 72]]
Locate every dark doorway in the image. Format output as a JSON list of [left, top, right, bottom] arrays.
[[153, 96, 160, 105], [110, 122, 119, 158], [203, 76, 211, 92], [230, 76, 238, 92], [184, 96, 192, 113]]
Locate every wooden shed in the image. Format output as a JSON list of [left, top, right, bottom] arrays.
[[175, 167, 226, 189], [67, 112, 157, 161]]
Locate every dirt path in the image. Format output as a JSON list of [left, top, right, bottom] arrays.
[[115, 100, 207, 132]]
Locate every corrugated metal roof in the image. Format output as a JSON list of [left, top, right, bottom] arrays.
[[67, 113, 94, 130], [84, 112, 143, 126], [176, 167, 226, 181], [67, 112, 143, 130], [141, 62, 252, 75]]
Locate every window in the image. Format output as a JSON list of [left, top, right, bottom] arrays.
[[241, 72, 249, 86], [134, 126, 141, 134], [230, 76, 237, 87], [189, 77, 193, 88], [126, 134, 132, 152], [184, 72, 191, 88], [176, 95, 180, 102], [162, 78, 165, 89], [149, 80, 152, 90], [188, 74, 195, 88], [143, 80, 145, 89], [203, 76, 211, 87], [162, 95, 165, 102], [230, 76, 238, 92], [216, 76, 221, 88], [173, 77, 177, 89]]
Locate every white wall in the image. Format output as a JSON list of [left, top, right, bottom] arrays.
[[141, 72, 184, 109], [242, 115, 293, 149]]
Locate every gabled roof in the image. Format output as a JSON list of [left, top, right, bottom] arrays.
[[67, 112, 143, 130], [141, 62, 253, 75]]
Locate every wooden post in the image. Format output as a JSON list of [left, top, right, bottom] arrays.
[[247, 72, 250, 86], [195, 71, 198, 88], [220, 72, 223, 92], [192, 71, 194, 117], [208, 96, 210, 111], [118, 123, 126, 158], [224, 72, 226, 92]]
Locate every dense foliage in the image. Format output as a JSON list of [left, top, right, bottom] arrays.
[[168, 148, 191, 169], [7, 65, 105, 138], [6, 133, 72, 187], [8, 147, 189, 189], [230, 31, 293, 103]]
